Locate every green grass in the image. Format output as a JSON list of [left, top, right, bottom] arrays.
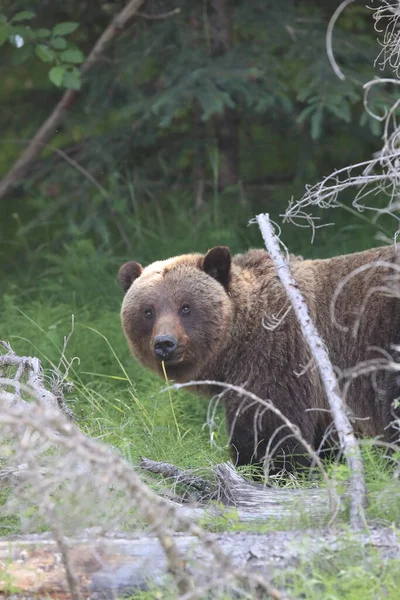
[[278, 542, 400, 600], [0, 295, 229, 469]]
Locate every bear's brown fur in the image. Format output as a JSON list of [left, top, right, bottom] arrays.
[[118, 245, 400, 470]]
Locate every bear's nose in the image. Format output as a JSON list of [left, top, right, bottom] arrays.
[[153, 334, 178, 361]]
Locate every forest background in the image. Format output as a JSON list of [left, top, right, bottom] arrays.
[[1, 0, 398, 484]]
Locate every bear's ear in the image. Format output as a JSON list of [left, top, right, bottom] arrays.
[[202, 246, 231, 287], [118, 261, 143, 293]]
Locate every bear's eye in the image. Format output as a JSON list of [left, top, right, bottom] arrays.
[[144, 308, 154, 320], [180, 303, 191, 316]]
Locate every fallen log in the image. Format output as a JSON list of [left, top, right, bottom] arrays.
[[140, 458, 335, 524], [0, 527, 398, 598]]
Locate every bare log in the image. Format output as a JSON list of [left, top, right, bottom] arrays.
[[0, 527, 398, 598], [255, 213, 367, 529], [0, 0, 145, 200], [140, 458, 332, 524]]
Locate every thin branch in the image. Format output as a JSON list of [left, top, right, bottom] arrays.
[[0, 0, 146, 201], [255, 213, 367, 530], [137, 8, 181, 20], [326, 0, 355, 80]]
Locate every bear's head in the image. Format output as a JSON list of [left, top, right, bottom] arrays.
[[118, 247, 233, 381]]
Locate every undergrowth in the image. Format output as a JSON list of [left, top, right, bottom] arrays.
[[277, 542, 400, 600]]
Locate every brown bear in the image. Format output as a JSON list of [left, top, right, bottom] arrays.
[[118, 245, 400, 471]]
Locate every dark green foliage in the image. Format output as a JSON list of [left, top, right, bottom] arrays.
[[0, 0, 397, 258]]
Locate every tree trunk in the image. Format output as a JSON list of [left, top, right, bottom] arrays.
[[210, 0, 240, 189], [213, 108, 240, 188], [192, 105, 207, 212]]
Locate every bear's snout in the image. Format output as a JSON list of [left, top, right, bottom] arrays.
[[153, 334, 178, 361]]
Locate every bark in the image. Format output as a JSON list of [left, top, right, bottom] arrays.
[[0, 0, 145, 201]]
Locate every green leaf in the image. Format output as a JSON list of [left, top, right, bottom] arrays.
[[0, 25, 9, 47], [62, 67, 81, 90], [50, 36, 67, 49], [11, 11, 35, 22], [49, 65, 66, 87], [311, 106, 323, 140], [59, 48, 84, 64], [35, 44, 56, 63], [328, 102, 351, 123], [35, 28, 51, 39], [0, 14, 7, 25], [52, 22, 79, 36], [370, 117, 381, 137], [296, 105, 315, 125]]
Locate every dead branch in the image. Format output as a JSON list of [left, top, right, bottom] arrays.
[[256, 213, 367, 530], [372, 0, 400, 76], [326, 0, 355, 81], [0, 341, 72, 416], [0, 0, 145, 201], [137, 7, 181, 20], [140, 457, 215, 499]]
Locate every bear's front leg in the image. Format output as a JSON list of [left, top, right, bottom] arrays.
[[225, 397, 315, 473]]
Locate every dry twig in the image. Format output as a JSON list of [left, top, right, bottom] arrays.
[[326, 0, 355, 80], [372, 0, 400, 76], [137, 7, 181, 20], [0, 341, 72, 416]]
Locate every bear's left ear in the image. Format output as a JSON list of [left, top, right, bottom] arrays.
[[202, 246, 231, 287], [118, 261, 143, 293]]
